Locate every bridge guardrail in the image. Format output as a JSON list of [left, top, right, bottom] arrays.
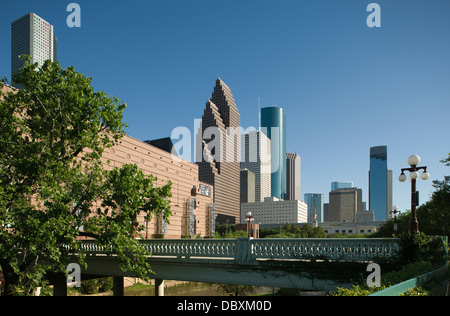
[[251, 238, 401, 262], [73, 238, 400, 264]]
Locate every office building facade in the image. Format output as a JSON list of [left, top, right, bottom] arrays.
[[241, 130, 271, 202], [331, 181, 353, 191], [240, 168, 255, 204], [329, 188, 364, 222], [197, 78, 241, 224], [369, 146, 393, 221], [286, 153, 301, 201], [11, 13, 57, 79], [304, 193, 324, 223], [261, 107, 286, 200], [241, 197, 308, 225]]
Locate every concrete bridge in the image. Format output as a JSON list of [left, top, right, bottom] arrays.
[[53, 237, 401, 296]]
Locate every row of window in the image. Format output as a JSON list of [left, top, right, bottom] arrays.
[[323, 229, 373, 234]]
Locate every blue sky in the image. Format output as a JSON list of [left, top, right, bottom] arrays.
[[1, 0, 449, 214]]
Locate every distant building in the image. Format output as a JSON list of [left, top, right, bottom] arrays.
[[286, 153, 301, 201], [240, 130, 271, 202], [323, 203, 330, 222], [331, 181, 353, 191], [304, 193, 324, 223], [144, 137, 178, 157], [318, 220, 384, 236], [240, 168, 255, 204], [369, 146, 393, 221], [241, 197, 308, 225], [261, 107, 286, 200], [329, 187, 364, 222], [11, 13, 57, 80]]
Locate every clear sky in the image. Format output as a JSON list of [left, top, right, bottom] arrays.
[[1, 0, 449, 214]]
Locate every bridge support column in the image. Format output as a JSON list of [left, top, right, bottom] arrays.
[[53, 274, 67, 296], [155, 279, 164, 296], [113, 276, 124, 296]]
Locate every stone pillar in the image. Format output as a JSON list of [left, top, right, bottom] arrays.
[[113, 276, 124, 296], [155, 279, 164, 296]]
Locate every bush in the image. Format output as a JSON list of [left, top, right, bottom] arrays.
[[398, 232, 447, 266]]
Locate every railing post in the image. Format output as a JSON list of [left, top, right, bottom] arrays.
[[236, 238, 252, 265], [155, 279, 165, 296]]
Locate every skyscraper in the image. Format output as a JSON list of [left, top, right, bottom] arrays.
[[11, 13, 57, 79], [369, 146, 393, 221], [286, 153, 301, 201], [261, 107, 286, 200], [331, 181, 353, 191], [197, 78, 241, 224], [304, 193, 323, 223], [241, 130, 271, 202], [329, 188, 364, 222]]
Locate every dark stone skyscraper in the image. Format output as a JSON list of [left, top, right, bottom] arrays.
[[197, 78, 241, 224]]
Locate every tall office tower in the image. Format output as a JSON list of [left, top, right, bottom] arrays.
[[11, 13, 57, 80], [261, 107, 286, 200], [329, 188, 364, 222], [197, 78, 241, 224], [331, 181, 353, 191], [240, 168, 255, 204], [286, 153, 301, 201], [304, 193, 324, 223], [241, 130, 271, 202], [369, 146, 393, 221]]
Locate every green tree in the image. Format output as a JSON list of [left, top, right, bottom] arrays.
[[0, 57, 172, 296]]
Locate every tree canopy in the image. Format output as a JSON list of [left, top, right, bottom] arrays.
[[0, 57, 172, 295]]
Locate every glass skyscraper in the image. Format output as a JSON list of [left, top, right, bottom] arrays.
[[261, 107, 286, 200], [304, 193, 324, 223], [331, 181, 353, 191], [369, 146, 393, 221]]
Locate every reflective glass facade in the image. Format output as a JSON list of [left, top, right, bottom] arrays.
[[369, 146, 390, 221], [261, 107, 286, 199], [304, 193, 324, 223], [331, 181, 353, 191]]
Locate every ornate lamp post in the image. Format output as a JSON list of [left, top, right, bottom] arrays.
[[245, 212, 254, 237], [390, 205, 401, 237], [398, 155, 429, 233]]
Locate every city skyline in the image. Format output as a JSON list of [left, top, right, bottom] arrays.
[[1, 1, 449, 213]]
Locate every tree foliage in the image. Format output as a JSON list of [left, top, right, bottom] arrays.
[[0, 57, 172, 295], [260, 223, 327, 239]]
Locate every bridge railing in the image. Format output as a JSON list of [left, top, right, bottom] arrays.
[[251, 238, 400, 262], [75, 237, 400, 263]]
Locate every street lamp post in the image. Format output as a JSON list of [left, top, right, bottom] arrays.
[[398, 155, 429, 233], [390, 205, 401, 237], [245, 212, 254, 238]]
